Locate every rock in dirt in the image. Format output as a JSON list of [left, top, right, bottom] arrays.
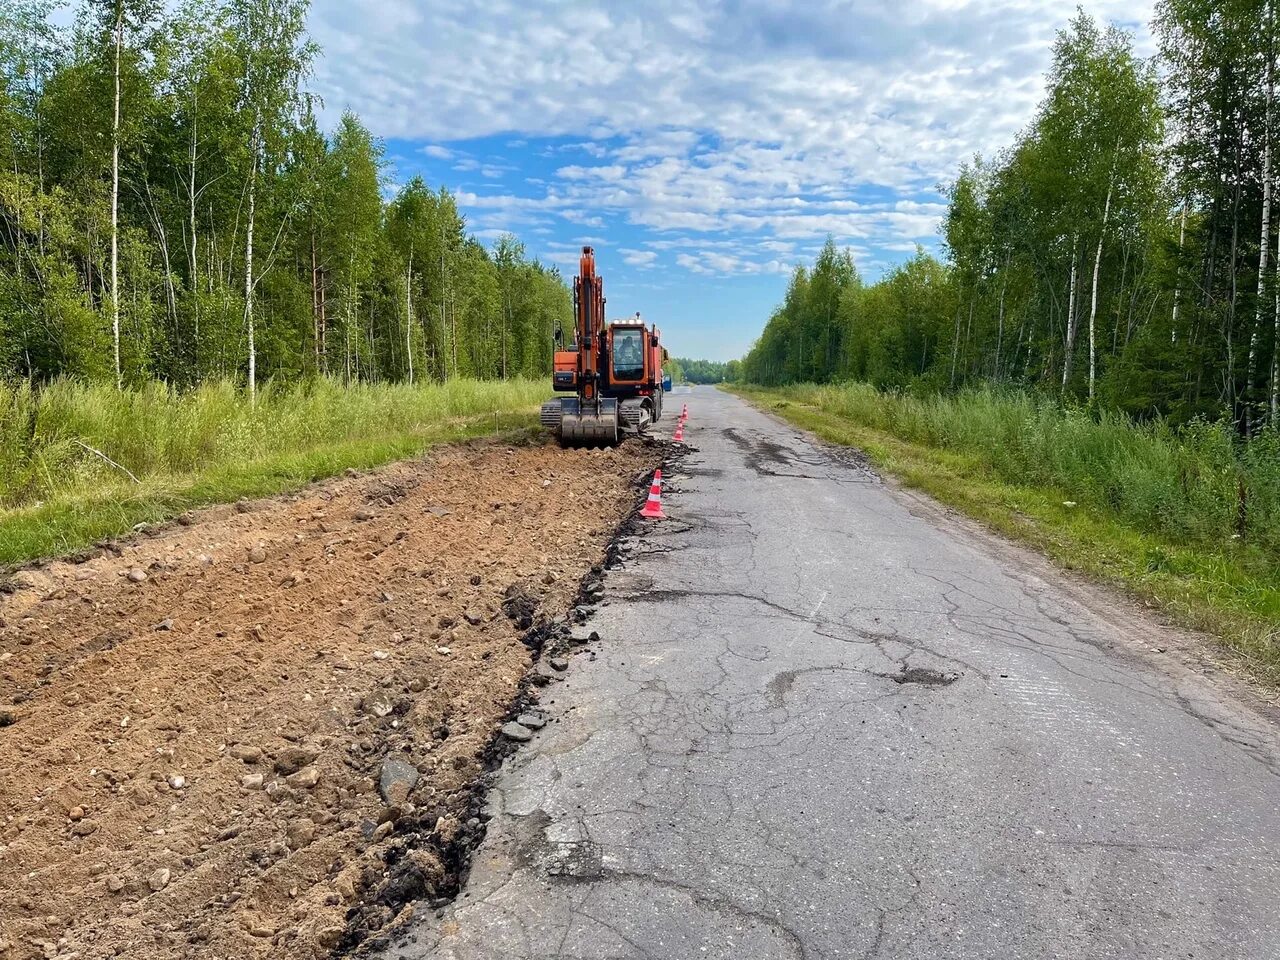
[[316, 926, 343, 949], [241, 773, 264, 790], [154, 617, 173, 631], [105, 876, 125, 894], [273, 745, 320, 774], [463, 608, 484, 626], [334, 875, 357, 902], [286, 766, 320, 789], [378, 759, 420, 804], [126, 568, 148, 583], [148, 868, 171, 892], [247, 544, 267, 564], [70, 819, 99, 837], [287, 818, 317, 847], [229, 744, 262, 763], [501, 722, 534, 743], [549, 656, 569, 671], [516, 713, 546, 730]]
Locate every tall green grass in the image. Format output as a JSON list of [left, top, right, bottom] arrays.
[[768, 383, 1280, 563], [0, 377, 547, 565]]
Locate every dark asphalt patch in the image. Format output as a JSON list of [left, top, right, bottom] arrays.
[[889, 667, 961, 687]]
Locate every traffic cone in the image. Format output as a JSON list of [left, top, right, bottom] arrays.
[[681, 403, 688, 419], [673, 422, 685, 443], [640, 470, 665, 519]]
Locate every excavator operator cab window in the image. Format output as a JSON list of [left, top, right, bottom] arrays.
[[612, 328, 644, 381]]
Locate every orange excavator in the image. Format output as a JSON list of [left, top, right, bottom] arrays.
[[541, 246, 669, 446]]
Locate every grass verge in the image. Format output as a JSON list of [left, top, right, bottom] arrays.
[[0, 378, 547, 569], [730, 383, 1280, 687]]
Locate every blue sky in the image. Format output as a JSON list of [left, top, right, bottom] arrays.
[[308, 0, 1154, 362]]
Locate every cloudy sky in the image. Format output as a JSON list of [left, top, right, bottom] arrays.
[[308, 0, 1154, 361]]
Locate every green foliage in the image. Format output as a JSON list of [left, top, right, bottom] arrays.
[[670, 357, 734, 383], [0, 0, 570, 388], [741, 6, 1280, 435]]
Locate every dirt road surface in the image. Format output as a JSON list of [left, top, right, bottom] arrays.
[[386, 387, 1280, 960], [0, 438, 658, 959]]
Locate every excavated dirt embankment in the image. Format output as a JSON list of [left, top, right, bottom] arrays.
[[0, 438, 660, 960]]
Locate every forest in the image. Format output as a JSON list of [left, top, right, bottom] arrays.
[[741, 3, 1280, 436], [669, 357, 737, 384], [0, 0, 569, 393]]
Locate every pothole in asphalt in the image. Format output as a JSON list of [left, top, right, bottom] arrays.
[[890, 667, 960, 686]]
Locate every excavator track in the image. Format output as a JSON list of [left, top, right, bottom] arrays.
[[619, 399, 653, 433], [543, 397, 622, 447]]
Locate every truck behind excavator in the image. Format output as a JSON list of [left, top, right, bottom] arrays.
[[541, 246, 669, 446]]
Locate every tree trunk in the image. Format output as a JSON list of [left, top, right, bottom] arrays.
[[439, 229, 447, 380], [1274, 214, 1280, 424], [1171, 202, 1187, 344], [311, 225, 321, 371], [244, 115, 259, 403], [949, 302, 962, 388], [110, 4, 123, 389], [188, 87, 200, 377], [1252, 3, 1275, 433], [1088, 176, 1115, 401], [405, 243, 414, 385], [1062, 237, 1080, 390], [995, 264, 1008, 380]]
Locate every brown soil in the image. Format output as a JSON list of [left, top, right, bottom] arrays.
[[0, 438, 658, 960]]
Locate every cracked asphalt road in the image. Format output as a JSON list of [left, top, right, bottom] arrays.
[[388, 386, 1280, 960]]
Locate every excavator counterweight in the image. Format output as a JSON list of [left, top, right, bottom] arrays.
[[541, 247, 667, 447]]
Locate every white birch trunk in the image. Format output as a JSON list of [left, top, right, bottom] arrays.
[[995, 265, 1007, 379], [1088, 177, 1114, 400], [1062, 237, 1079, 389], [1171, 202, 1187, 343], [1254, 3, 1274, 428], [1274, 215, 1280, 423], [244, 114, 259, 403], [405, 244, 414, 385], [189, 89, 200, 373], [111, 5, 123, 389]]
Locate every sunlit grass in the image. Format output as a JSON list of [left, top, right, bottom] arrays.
[[0, 377, 546, 566]]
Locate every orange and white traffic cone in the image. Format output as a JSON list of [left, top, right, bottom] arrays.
[[673, 422, 685, 443], [640, 470, 665, 519], [681, 403, 688, 419]]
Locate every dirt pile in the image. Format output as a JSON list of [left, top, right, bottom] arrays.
[[0, 438, 658, 959]]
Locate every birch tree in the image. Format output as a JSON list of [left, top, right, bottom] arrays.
[[228, 0, 312, 400]]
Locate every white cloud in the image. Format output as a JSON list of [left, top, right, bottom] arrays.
[[675, 251, 790, 276], [621, 249, 659, 268], [309, 0, 1155, 275]]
